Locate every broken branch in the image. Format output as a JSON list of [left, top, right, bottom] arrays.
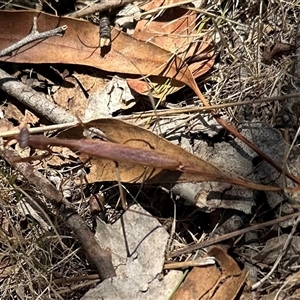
[[1, 147, 116, 280]]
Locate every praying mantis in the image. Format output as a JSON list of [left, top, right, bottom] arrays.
[[13, 127, 188, 171]]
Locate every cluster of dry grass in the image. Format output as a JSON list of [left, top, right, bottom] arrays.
[[188, 1, 299, 126]]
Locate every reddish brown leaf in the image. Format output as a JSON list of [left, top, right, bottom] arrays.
[[129, 0, 214, 96], [0, 10, 200, 98], [133, 0, 215, 77]]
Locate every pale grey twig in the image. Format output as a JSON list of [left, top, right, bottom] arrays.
[[0, 16, 67, 57]]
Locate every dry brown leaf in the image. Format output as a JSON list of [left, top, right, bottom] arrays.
[[61, 118, 223, 183], [0, 256, 15, 279], [0, 103, 33, 132], [58, 119, 281, 192], [23, 109, 39, 125], [0, 10, 200, 98], [0, 119, 14, 132], [72, 72, 107, 94], [3, 103, 24, 124], [172, 246, 248, 300]]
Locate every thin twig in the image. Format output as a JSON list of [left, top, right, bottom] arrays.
[[0, 122, 78, 138], [119, 93, 300, 119], [0, 92, 297, 137], [163, 257, 215, 269], [169, 212, 300, 258], [0, 17, 67, 57], [53, 274, 100, 284]]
